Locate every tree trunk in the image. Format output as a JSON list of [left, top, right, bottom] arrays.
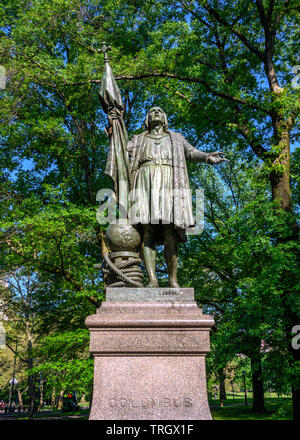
[[25, 320, 37, 418], [8, 386, 12, 407], [51, 387, 56, 410], [38, 374, 44, 411], [17, 386, 23, 407], [270, 125, 292, 212], [57, 389, 65, 410], [28, 371, 36, 416], [27, 368, 37, 417], [250, 346, 266, 413], [218, 369, 227, 405], [27, 340, 36, 417]]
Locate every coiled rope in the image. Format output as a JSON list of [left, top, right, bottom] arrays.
[[102, 253, 143, 287]]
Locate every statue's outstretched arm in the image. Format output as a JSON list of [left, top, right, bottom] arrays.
[[184, 138, 207, 162], [183, 137, 229, 165]]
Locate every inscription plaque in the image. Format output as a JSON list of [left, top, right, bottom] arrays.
[[108, 397, 193, 409], [90, 329, 210, 353], [106, 287, 195, 302]]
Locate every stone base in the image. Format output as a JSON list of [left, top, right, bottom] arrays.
[[85, 288, 214, 420]]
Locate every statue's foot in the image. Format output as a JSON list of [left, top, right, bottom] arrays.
[[146, 279, 159, 288], [169, 280, 180, 288]]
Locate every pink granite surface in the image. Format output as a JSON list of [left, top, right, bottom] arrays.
[[86, 298, 214, 420]]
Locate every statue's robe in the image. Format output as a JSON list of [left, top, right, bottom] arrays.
[[127, 130, 207, 242]]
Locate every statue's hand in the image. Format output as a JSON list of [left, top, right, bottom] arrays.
[[108, 109, 119, 125], [206, 151, 230, 165]]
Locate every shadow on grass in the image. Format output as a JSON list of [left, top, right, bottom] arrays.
[[211, 397, 292, 420]]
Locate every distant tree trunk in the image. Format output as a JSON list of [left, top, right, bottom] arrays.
[[250, 346, 266, 413], [8, 386, 12, 407], [27, 340, 36, 417], [28, 372, 36, 417], [17, 386, 23, 407], [25, 320, 37, 418], [38, 374, 44, 411], [57, 389, 65, 410], [51, 387, 56, 410], [218, 369, 227, 405]]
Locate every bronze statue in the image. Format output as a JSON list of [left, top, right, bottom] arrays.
[[127, 107, 228, 287], [98, 44, 228, 288]]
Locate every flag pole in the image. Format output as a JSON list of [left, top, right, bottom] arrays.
[[98, 43, 131, 219]]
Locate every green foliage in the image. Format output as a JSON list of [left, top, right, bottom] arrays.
[[31, 329, 93, 394]]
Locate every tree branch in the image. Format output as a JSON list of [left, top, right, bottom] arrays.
[[115, 73, 268, 113], [272, 0, 291, 30], [6, 343, 28, 364], [235, 119, 272, 160], [2, 233, 100, 307], [203, 1, 265, 61], [177, 0, 212, 28], [54, 71, 268, 113]]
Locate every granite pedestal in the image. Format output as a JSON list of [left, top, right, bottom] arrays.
[[85, 288, 214, 420]]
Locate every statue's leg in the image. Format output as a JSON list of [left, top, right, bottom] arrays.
[[162, 224, 180, 288], [142, 224, 159, 287]]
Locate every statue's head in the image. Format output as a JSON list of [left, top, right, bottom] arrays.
[[145, 107, 168, 131]]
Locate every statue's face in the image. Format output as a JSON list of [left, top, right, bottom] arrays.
[[148, 107, 165, 126]]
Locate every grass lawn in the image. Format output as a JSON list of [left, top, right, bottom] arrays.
[[1, 407, 90, 420], [33, 408, 90, 419], [210, 397, 292, 420]]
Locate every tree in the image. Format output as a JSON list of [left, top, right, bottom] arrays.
[[31, 329, 93, 410], [0, 271, 44, 413]]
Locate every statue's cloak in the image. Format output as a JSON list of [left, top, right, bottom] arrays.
[[127, 130, 206, 240]]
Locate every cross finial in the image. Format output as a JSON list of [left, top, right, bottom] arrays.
[[99, 41, 112, 63]]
